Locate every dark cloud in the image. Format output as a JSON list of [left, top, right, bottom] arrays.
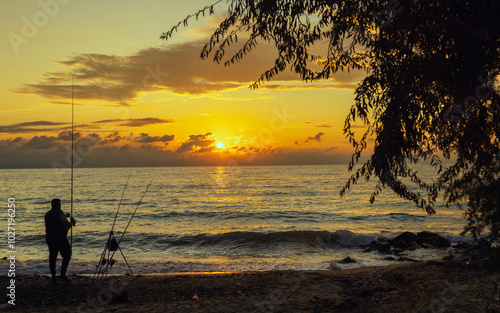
[[23, 135, 60, 150], [0, 133, 350, 169], [134, 133, 174, 144], [15, 41, 364, 104], [0, 137, 26, 146], [176, 132, 215, 153], [11, 137, 25, 144], [58, 124, 94, 131], [0, 121, 67, 133], [306, 132, 325, 143], [104, 132, 124, 143], [197, 146, 215, 153], [15, 121, 63, 127], [86, 133, 102, 142], [95, 117, 174, 127], [76, 132, 130, 146], [58, 131, 82, 141], [315, 124, 333, 128]]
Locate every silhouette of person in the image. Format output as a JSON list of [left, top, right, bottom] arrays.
[[45, 198, 76, 282]]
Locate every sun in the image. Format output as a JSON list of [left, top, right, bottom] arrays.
[[216, 142, 224, 149]]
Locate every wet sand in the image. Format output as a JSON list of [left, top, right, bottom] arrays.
[[1, 261, 499, 312]]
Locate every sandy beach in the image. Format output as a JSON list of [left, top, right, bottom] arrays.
[[2, 260, 499, 313]]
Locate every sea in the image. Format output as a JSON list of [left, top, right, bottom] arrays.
[[0, 164, 470, 275]]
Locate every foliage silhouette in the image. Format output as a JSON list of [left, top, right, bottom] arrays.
[[162, 0, 500, 240]]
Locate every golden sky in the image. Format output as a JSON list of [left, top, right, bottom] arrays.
[[0, 0, 367, 168]]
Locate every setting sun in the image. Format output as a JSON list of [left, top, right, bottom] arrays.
[[216, 142, 224, 149]]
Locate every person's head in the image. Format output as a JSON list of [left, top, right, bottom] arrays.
[[51, 198, 61, 210]]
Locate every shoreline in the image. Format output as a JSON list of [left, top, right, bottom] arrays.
[[2, 261, 499, 312]]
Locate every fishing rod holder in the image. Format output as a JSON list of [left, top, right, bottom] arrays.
[[93, 175, 154, 282], [94, 230, 133, 281], [106, 231, 119, 251]]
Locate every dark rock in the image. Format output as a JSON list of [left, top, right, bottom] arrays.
[[363, 240, 378, 252], [384, 256, 395, 261], [376, 237, 392, 253], [452, 241, 471, 250], [339, 256, 356, 264], [363, 240, 377, 252], [417, 231, 436, 242], [392, 248, 404, 256], [432, 237, 452, 248], [417, 231, 451, 248], [390, 232, 417, 249], [408, 241, 420, 251]]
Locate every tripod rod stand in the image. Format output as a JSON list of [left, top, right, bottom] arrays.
[[94, 231, 133, 281]]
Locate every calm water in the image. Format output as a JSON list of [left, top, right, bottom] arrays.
[[0, 165, 467, 274]]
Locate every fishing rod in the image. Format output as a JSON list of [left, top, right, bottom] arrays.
[[111, 174, 131, 233], [116, 175, 155, 246], [94, 175, 131, 277], [95, 175, 155, 280], [70, 77, 74, 249]]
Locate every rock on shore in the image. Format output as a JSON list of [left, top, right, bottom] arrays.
[[364, 231, 451, 255]]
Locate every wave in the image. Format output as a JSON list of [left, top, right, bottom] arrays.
[[262, 191, 289, 195], [123, 229, 471, 253], [346, 213, 427, 222], [385, 212, 427, 220], [131, 209, 334, 222], [124, 230, 377, 250], [4, 228, 469, 276]]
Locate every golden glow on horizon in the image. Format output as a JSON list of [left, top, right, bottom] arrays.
[[0, 1, 365, 167]]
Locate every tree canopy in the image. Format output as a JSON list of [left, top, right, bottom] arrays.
[[162, 0, 500, 240]]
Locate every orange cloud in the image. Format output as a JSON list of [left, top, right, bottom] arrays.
[[306, 132, 325, 143], [15, 41, 365, 104], [176, 132, 215, 153]]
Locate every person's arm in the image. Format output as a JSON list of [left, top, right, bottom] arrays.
[[59, 212, 76, 230]]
